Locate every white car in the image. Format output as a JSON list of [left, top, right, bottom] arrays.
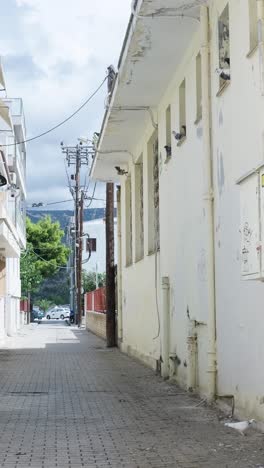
[[46, 307, 70, 320]]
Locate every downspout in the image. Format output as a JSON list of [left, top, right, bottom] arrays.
[[257, 0, 264, 94], [116, 186, 123, 345], [161, 276, 170, 378], [200, 5, 217, 401]]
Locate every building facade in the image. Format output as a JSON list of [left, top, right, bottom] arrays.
[[92, 0, 264, 420], [82, 217, 117, 275], [0, 64, 26, 339]]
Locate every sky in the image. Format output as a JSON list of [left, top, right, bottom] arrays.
[[1, 0, 131, 210]]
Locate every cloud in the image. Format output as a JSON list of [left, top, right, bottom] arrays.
[[1, 0, 131, 208], [3, 53, 46, 81]]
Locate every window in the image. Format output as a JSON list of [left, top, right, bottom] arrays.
[[86, 238, 97, 252], [196, 53, 202, 121], [134, 155, 144, 261], [125, 176, 132, 266], [147, 130, 160, 254], [218, 4, 231, 89], [165, 105, 172, 159], [248, 0, 258, 53], [178, 79, 187, 144]]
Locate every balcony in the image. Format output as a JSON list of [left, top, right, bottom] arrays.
[[0, 192, 25, 256], [6, 143, 26, 195], [1, 98, 26, 148]]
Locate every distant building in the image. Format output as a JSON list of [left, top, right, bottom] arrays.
[[82, 218, 117, 275]]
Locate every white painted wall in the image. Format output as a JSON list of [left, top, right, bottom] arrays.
[[82, 218, 117, 274], [97, 0, 264, 419], [210, 0, 264, 419]]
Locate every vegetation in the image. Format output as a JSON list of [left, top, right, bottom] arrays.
[[21, 216, 70, 298], [82, 271, 106, 293], [32, 269, 70, 305], [36, 299, 53, 313]]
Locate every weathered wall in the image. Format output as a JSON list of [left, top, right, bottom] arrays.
[[116, 0, 264, 419], [86, 311, 107, 340], [210, 0, 264, 419]]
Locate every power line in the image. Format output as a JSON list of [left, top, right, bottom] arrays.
[[85, 182, 97, 208], [31, 249, 72, 270], [27, 198, 74, 209], [27, 196, 106, 210], [0, 75, 108, 147]]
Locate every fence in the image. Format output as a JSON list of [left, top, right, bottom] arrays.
[[20, 299, 29, 313], [85, 287, 106, 340], [85, 287, 106, 313]]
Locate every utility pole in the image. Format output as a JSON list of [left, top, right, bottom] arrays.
[[105, 182, 116, 347], [61, 142, 93, 326], [77, 191, 84, 326], [75, 146, 81, 325]]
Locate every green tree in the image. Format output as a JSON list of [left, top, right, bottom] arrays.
[[21, 216, 70, 297], [21, 247, 43, 294], [82, 271, 106, 293], [26, 216, 69, 278], [37, 299, 53, 313]]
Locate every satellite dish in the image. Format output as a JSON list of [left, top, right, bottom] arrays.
[[0, 174, 7, 187]]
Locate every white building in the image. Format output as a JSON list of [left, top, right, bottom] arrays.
[[82, 217, 117, 275], [92, 0, 264, 420], [0, 63, 26, 339]]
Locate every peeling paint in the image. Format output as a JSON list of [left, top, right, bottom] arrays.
[[130, 25, 152, 60], [217, 151, 225, 197]]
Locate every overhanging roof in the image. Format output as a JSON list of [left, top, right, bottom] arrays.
[[92, 0, 206, 182]]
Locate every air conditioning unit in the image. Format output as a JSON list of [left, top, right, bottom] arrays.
[[9, 172, 17, 185]]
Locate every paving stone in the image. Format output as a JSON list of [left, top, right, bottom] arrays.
[[0, 322, 263, 467]]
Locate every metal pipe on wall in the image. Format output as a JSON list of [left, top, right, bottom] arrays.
[[161, 276, 170, 378], [257, 0, 264, 94], [116, 186, 123, 345], [200, 5, 217, 401]]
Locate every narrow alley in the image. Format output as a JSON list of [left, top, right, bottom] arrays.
[[0, 323, 263, 468]]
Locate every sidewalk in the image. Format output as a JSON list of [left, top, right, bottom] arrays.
[[0, 322, 263, 467]]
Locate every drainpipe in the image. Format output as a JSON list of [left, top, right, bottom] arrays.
[[257, 0, 264, 94], [161, 276, 170, 378], [187, 319, 197, 392], [200, 5, 217, 401], [116, 186, 123, 344]]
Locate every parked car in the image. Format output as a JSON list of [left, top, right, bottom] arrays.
[[46, 307, 70, 320], [33, 309, 44, 320]]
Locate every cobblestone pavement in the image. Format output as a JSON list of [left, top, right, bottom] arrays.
[[0, 322, 263, 468]]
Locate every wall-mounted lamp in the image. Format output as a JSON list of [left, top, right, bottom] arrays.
[[164, 146, 171, 158], [172, 125, 186, 142], [115, 166, 128, 176], [215, 58, 230, 81]]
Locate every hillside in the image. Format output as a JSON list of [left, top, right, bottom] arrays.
[[27, 208, 106, 231]]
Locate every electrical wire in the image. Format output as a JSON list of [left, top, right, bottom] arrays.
[[85, 182, 97, 208], [31, 249, 72, 270], [27, 198, 74, 209], [0, 76, 108, 147], [64, 158, 75, 200]]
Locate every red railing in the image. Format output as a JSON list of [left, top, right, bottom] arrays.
[[85, 287, 106, 313], [20, 299, 29, 312]]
